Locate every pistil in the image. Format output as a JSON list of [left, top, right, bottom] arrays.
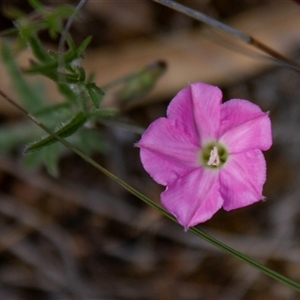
[[207, 146, 220, 166]]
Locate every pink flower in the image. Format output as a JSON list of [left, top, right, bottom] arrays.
[[136, 82, 272, 229]]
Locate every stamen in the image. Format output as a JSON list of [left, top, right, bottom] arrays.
[[207, 146, 220, 166]]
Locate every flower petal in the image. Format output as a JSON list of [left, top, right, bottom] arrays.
[[219, 99, 272, 152], [219, 149, 266, 211], [161, 168, 223, 229], [167, 82, 222, 144], [137, 118, 199, 185]]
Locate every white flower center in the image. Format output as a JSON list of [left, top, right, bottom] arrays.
[[207, 146, 220, 166]]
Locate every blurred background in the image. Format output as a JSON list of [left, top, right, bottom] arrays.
[[0, 0, 300, 299]]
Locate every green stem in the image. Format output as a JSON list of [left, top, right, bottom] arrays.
[[189, 227, 300, 291], [0, 89, 300, 292]]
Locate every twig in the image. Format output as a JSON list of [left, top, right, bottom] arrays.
[[153, 0, 300, 72]]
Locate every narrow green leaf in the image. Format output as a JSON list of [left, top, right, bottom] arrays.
[[44, 4, 75, 39], [28, 36, 51, 63], [57, 83, 77, 102], [28, 0, 43, 10], [47, 16, 62, 39], [23, 147, 46, 170], [24, 112, 87, 153], [52, 5, 75, 18], [1, 42, 44, 110], [86, 83, 104, 108], [44, 4, 77, 38], [66, 36, 77, 54], [25, 60, 59, 81], [76, 36, 93, 57], [77, 66, 86, 82], [64, 65, 85, 83], [43, 143, 60, 177], [24, 48, 79, 75]]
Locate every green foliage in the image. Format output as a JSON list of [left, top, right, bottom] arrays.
[[23, 143, 60, 177], [1, 42, 45, 111], [0, 122, 40, 153], [0, 0, 165, 175], [0, 0, 108, 174], [24, 112, 87, 154]]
